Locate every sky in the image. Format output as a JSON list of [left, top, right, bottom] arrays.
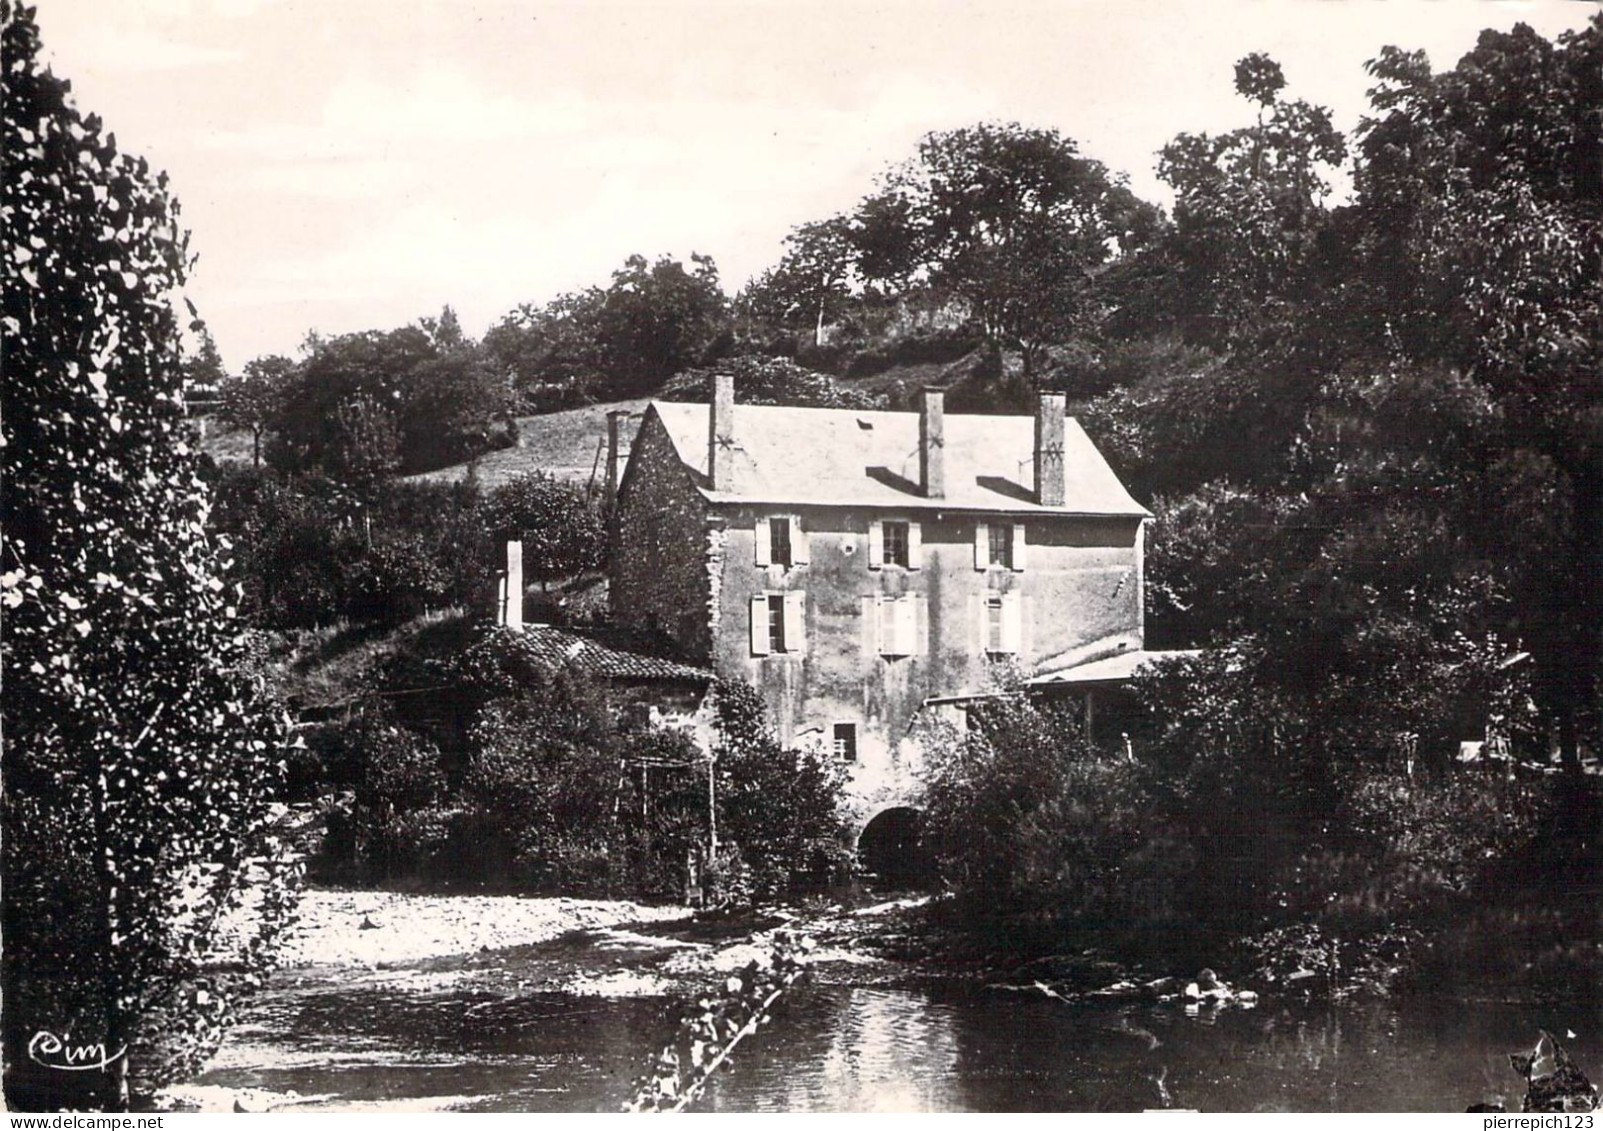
[[32, 0, 1599, 372]]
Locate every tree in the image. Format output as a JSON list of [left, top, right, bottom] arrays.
[[482, 472, 605, 588], [1349, 18, 1602, 762], [853, 123, 1161, 377], [1155, 54, 1347, 348], [179, 325, 228, 401], [218, 355, 294, 468], [739, 217, 859, 347], [2, 3, 297, 1109], [268, 317, 510, 481], [594, 253, 729, 396], [484, 254, 729, 408]]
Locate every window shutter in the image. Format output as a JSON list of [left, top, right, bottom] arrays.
[[784, 591, 806, 654], [974, 523, 988, 570], [1012, 523, 1027, 571], [1000, 592, 1022, 654], [906, 522, 923, 570], [750, 595, 770, 656], [754, 517, 771, 567], [895, 596, 918, 655], [791, 515, 809, 565], [868, 520, 884, 569]]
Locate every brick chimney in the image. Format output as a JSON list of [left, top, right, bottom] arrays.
[[1034, 393, 1066, 507], [919, 386, 945, 498], [709, 372, 735, 490]]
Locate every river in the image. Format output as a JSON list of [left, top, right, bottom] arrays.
[[192, 912, 1601, 1113]]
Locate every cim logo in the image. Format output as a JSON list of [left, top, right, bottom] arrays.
[[27, 1031, 126, 1072]]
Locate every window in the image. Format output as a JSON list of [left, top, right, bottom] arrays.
[[768, 593, 787, 653], [750, 591, 806, 656], [883, 521, 910, 568], [770, 517, 792, 567], [869, 519, 920, 569], [833, 722, 858, 762], [755, 515, 807, 567], [975, 522, 1026, 571], [988, 523, 1012, 569]]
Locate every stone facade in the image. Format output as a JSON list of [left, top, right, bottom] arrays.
[[608, 382, 1150, 828], [610, 410, 717, 662]]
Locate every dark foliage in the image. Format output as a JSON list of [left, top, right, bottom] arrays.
[[2, 4, 297, 1108]]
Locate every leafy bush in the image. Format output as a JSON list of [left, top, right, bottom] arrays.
[[709, 683, 850, 900], [482, 472, 606, 586], [920, 694, 1167, 920], [663, 356, 886, 410], [209, 468, 490, 628], [345, 715, 450, 879]]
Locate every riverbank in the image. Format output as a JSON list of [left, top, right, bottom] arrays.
[[279, 888, 694, 968], [162, 886, 1599, 1113], [161, 887, 923, 1112]]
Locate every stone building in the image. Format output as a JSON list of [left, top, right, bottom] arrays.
[[608, 374, 1152, 829]]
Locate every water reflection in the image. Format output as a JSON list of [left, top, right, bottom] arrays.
[[200, 970, 1602, 1112]]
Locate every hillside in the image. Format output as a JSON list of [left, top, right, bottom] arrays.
[[407, 397, 650, 490], [202, 398, 653, 490]]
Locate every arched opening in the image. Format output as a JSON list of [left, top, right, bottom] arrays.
[[857, 807, 935, 887]]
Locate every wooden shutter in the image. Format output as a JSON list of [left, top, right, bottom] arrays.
[[750, 595, 770, 656], [754, 516, 771, 567], [896, 596, 918, 655], [974, 522, 988, 570], [868, 520, 884, 569], [784, 591, 806, 654], [791, 515, 809, 565], [1000, 591, 1022, 654], [906, 522, 923, 570], [1011, 523, 1027, 571]]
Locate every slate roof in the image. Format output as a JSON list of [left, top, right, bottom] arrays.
[[648, 400, 1150, 517], [519, 624, 713, 684]]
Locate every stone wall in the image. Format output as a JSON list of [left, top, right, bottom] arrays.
[[609, 410, 716, 663]]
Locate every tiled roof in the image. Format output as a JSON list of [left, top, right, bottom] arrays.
[[519, 624, 713, 683], [648, 400, 1150, 517]]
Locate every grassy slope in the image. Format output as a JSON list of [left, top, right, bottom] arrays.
[[200, 398, 653, 490], [408, 398, 652, 490], [267, 607, 476, 710]]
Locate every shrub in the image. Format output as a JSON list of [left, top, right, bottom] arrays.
[[920, 694, 1167, 920], [709, 682, 850, 900], [482, 472, 605, 587]]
